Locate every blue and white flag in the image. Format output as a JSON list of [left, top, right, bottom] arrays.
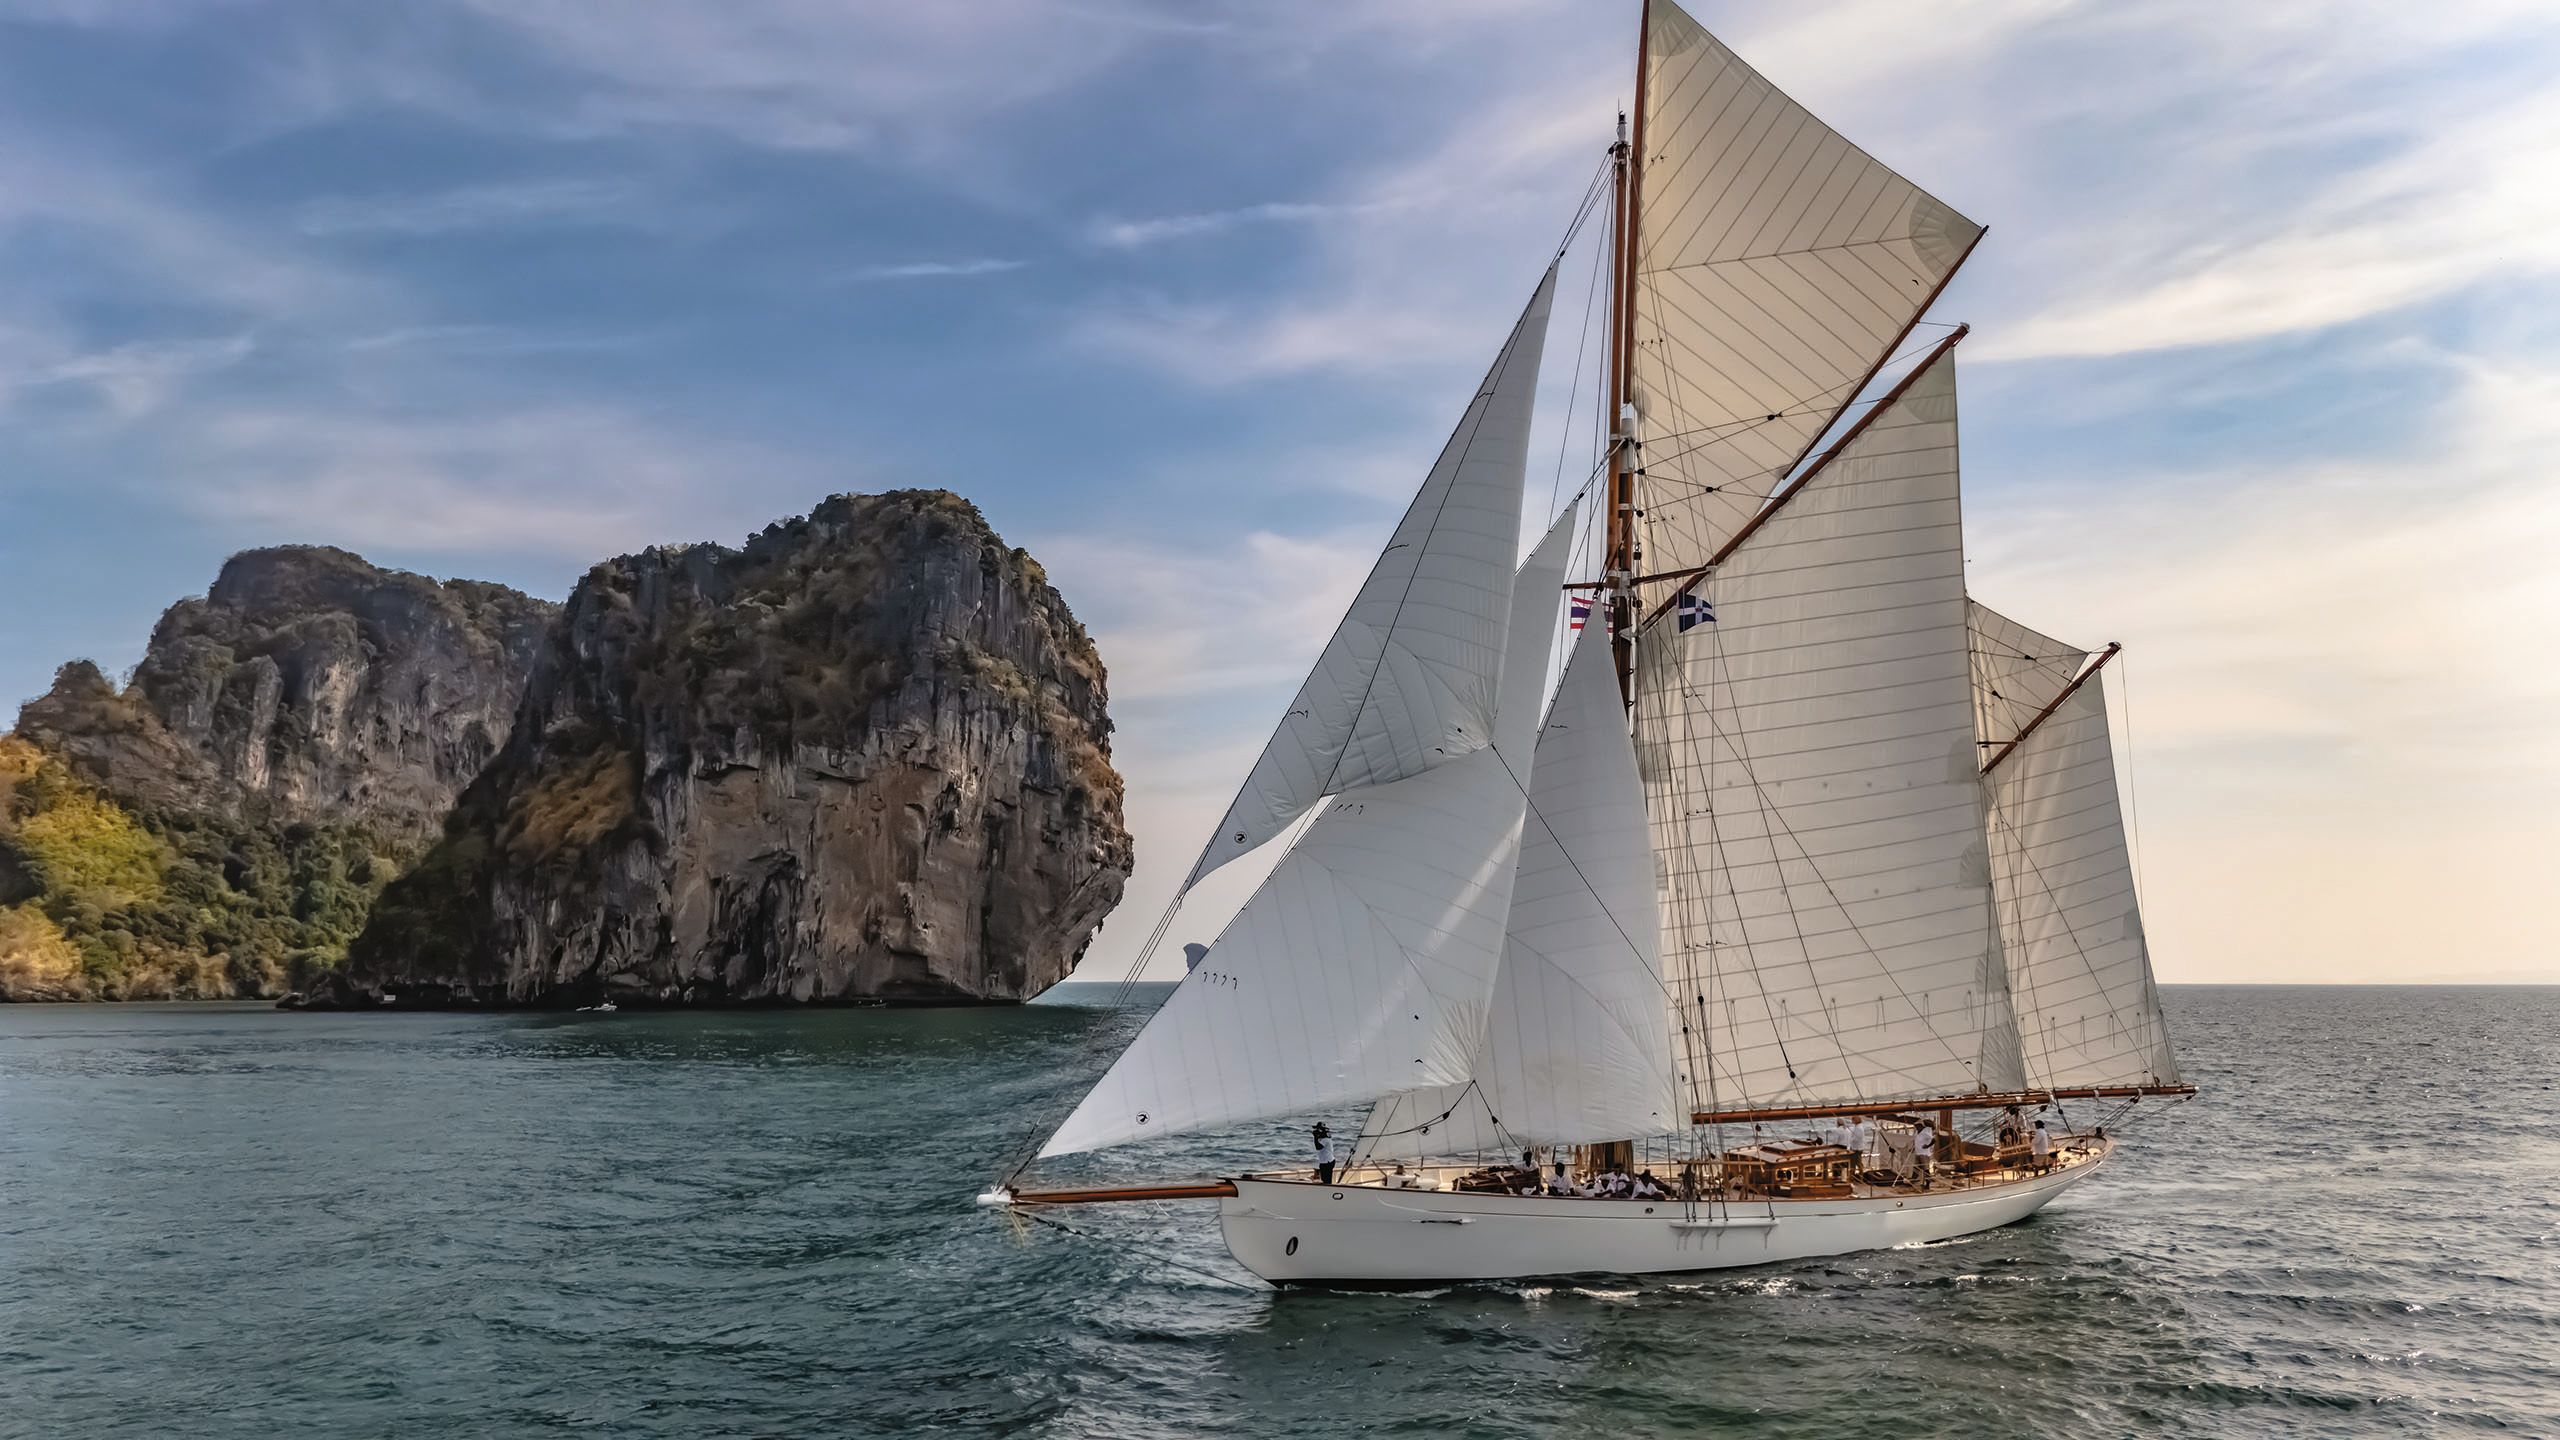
[[1676, 592, 1716, 632]]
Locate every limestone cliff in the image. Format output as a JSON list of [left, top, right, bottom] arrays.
[[18, 547, 554, 841], [341, 490, 1132, 1006], [0, 550, 556, 1000]]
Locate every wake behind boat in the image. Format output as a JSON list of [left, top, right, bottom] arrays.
[[988, 0, 2192, 1287]]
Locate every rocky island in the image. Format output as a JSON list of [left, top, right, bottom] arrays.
[[1, 492, 1132, 1006], [1, 548, 556, 999], [333, 490, 1131, 1007]]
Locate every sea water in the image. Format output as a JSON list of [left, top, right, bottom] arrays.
[[0, 985, 2552, 1437]]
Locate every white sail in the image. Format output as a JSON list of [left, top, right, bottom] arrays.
[[1630, 0, 1983, 573], [1969, 603, 2180, 1090], [1186, 267, 1559, 890], [1040, 510, 1576, 1159], [1363, 618, 1676, 1160], [1636, 348, 2026, 1118]]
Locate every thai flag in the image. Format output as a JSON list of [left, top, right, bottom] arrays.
[[1569, 594, 1592, 630], [1677, 592, 1716, 632]]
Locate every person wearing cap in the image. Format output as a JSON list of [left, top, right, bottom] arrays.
[[1311, 1123, 1337, 1184], [2029, 1118, 2054, 1173]]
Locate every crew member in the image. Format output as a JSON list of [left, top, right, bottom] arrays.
[[1913, 1121, 1937, 1187], [1312, 1123, 1336, 1184], [2030, 1119, 2054, 1172]]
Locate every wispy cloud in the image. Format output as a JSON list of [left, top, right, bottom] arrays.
[[1087, 200, 1377, 249], [845, 257, 1027, 282], [295, 178, 660, 238], [184, 403, 817, 558], [13, 334, 253, 418]]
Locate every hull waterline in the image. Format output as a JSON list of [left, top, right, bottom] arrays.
[[1216, 1143, 2111, 1286]]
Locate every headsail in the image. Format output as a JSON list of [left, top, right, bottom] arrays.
[[1362, 617, 1677, 1160], [1628, 0, 1983, 575], [1635, 347, 2027, 1118], [1039, 510, 1576, 1159], [1969, 603, 2180, 1089], [1186, 267, 1559, 890]]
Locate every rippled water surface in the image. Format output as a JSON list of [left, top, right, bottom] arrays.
[[1, 986, 2554, 1437]]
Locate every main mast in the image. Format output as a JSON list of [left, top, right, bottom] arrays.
[[1604, 2, 1649, 708]]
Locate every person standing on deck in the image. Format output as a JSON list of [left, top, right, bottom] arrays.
[[1912, 1122, 1937, 1187], [2030, 1119, 2054, 1173], [1848, 1116, 1874, 1168], [1311, 1123, 1336, 1185]]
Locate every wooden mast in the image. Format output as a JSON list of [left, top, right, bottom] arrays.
[[1604, 0, 1650, 707], [1980, 641, 2122, 776]]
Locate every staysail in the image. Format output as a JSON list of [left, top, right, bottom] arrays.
[[1185, 267, 1560, 890], [1361, 616, 1677, 1160], [1039, 508, 1575, 1158], [1635, 346, 2027, 1118], [1969, 603, 2180, 1090], [1628, 0, 1984, 573]]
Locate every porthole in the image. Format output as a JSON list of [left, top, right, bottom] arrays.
[[1285, 1236, 1300, 1256]]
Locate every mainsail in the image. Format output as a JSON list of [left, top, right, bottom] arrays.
[[1361, 617, 1677, 1160], [1627, 0, 1983, 572], [1969, 603, 2180, 1090], [1185, 267, 1559, 890], [1635, 346, 2027, 1117], [1038, 508, 1575, 1159]]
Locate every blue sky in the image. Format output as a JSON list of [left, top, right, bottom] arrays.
[[3, 0, 2554, 982]]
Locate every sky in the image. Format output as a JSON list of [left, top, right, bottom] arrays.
[[0, 0, 2553, 985]]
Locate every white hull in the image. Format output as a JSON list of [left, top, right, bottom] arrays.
[[1217, 1143, 2110, 1286]]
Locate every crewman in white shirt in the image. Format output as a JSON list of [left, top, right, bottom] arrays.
[[1912, 1122, 1937, 1187], [2029, 1119, 2054, 1172], [1848, 1116, 1874, 1166], [1312, 1123, 1336, 1185]]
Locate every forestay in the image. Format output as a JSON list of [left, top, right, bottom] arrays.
[[1629, 0, 1983, 575], [1040, 510, 1576, 1159], [1185, 268, 1559, 890], [1969, 602, 2180, 1089], [1362, 617, 1676, 1160], [1635, 349, 2026, 1117]]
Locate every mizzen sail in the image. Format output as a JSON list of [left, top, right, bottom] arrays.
[[1969, 602, 2180, 1090]]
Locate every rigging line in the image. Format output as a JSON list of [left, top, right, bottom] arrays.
[[1547, 188, 1612, 523], [1553, 151, 1615, 261], [1630, 322, 1977, 505], [1635, 231, 1971, 272], [1679, 644, 1988, 1098], [2108, 648, 2179, 1070], [1989, 760, 2151, 1082]]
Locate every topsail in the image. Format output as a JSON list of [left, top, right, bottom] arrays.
[[1628, 0, 1983, 571]]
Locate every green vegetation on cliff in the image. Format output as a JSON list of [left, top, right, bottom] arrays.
[[0, 730, 408, 999]]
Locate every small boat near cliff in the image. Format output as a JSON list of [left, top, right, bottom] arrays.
[[988, 0, 2191, 1286]]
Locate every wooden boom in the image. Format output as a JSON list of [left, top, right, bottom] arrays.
[[1007, 1180, 1237, 1206], [1692, 1084, 2194, 1127]]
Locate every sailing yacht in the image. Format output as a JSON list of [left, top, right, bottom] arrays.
[[985, 0, 2192, 1286]]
